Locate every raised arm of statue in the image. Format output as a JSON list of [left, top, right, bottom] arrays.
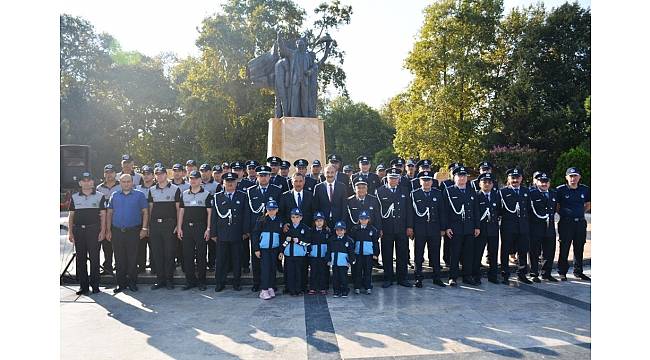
[[277, 32, 293, 60]]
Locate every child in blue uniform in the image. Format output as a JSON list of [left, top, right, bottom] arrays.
[[326, 221, 355, 298], [349, 211, 380, 294], [307, 211, 330, 295], [280, 208, 311, 296], [252, 200, 283, 300]]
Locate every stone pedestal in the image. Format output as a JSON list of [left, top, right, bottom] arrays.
[[267, 117, 326, 166]]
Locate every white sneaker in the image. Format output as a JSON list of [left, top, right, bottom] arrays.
[[268, 288, 276, 298], [259, 290, 271, 300]]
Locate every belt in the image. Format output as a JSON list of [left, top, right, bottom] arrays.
[[186, 222, 206, 227], [112, 225, 141, 232], [74, 223, 99, 229], [153, 218, 175, 223]]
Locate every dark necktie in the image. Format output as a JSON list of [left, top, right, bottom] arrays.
[[297, 192, 302, 208], [514, 188, 519, 196], [261, 187, 266, 195], [544, 192, 549, 199], [391, 188, 395, 193], [486, 192, 490, 202]]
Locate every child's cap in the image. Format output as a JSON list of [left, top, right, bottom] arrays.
[[290, 208, 303, 216], [266, 200, 279, 209], [313, 211, 325, 220], [358, 211, 370, 220], [335, 221, 346, 230]]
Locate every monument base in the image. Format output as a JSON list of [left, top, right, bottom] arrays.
[[267, 117, 326, 166]]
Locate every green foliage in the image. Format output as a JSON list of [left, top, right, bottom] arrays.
[[60, 14, 194, 176], [392, 0, 503, 167], [391, 1, 590, 176], [553, 147, 590, 187], [176, 0, 352, 163], [322, 97, 395, 166]]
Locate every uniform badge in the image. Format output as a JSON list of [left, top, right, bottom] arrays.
[[471, 196, 474, 200], [523, 193, 527, 197], [580, 194, 585, 199], [369, 206, 374, 210], [552, 198, 555, 202], [369, 231, 373, 236], [401, 194, 406, 198], [493, 203, 497, 206], [236, 200, 241, 204], [269, 197, 274, 200], [301, 229, 304, 234], [565, 195, 570, 199], [433, 198, 437, 202]]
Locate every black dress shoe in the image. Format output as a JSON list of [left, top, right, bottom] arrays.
[[129, 284, 139, 292], [560, 274, 568, 281], [518, 275, 533, 284], [543, 275, 559, 282], [76, 288, 89, 296], [398, 281, 413, 288], [198, 284, 207, 291], [501, 277, 510, 285], [233, 285, 242, 291], [251, 285, 259, 292], [214, 285, 225, 292], [381, 281, 392, 288], [182, 284, 196, 291], [113, 286, 125, 294], [92, 287, 100, 294], [448, 279, 457, 287], [166, 284, 175, 290], [415, 279, 423, 288], [433, 278, 447, 287], [474, 278, 482, 285], [151, 283, 165, 290], [532, 276, 541, 283], [576, 273, 591, 281], [488, 277, 499, 284]]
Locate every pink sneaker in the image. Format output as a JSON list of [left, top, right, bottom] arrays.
[[268, 288, 276, 298], [259, 290, 271, 300]]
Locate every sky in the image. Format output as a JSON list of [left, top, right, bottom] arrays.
[[60, 0, 591, 109]]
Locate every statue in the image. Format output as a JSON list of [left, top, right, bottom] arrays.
[[247, 32, 333, 118]]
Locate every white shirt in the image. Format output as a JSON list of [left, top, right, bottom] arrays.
[[293, 190, 303, 207]]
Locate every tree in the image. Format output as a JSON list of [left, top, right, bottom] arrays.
[[392, 0, 503, 167], [175, 0, 352, 163], [488, 3, 591, 165], [322, 97, 394, 167], [61, 14, 191, 175]]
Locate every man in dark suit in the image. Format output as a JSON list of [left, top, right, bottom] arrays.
[[280, 172, 315, 292], [210, 172, 250, 292], [280, 172, 315, 227], [313, 164, 348, 226]]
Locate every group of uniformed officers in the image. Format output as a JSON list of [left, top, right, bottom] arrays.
[[67, 153, 590, 297]]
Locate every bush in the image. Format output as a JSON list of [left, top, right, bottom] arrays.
[[553, 147, 590, 186], [487, 145, 547, 186]]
